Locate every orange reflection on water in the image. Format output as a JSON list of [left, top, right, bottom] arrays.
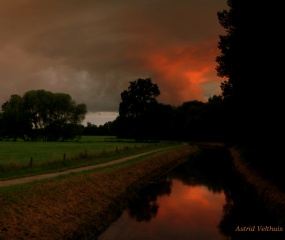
[[98, 179, 226, 240], [153, 180, 225, 233]]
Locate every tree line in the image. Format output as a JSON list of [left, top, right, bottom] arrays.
[[109, 78, 228, 142], [0, 79, 228, 143], [82, 78, 228, 142], [0, 90, 87, 141]]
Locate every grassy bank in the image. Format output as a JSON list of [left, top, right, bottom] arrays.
[[0, 136, 181, 180], [0, 145, 199, 240]]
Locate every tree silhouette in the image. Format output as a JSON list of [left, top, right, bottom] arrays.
[[0, 90, 87, 141], [117, 78, 161, 140], [216, 0, 284, 187], [0, 95, 30, 141], [216, 0, 281, 145], [119, 78, 160, 118]]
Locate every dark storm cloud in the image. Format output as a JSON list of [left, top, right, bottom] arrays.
[[0, 0, 227, 113]]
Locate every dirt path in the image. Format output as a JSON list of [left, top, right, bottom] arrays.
[[0, 147, 175, 188]]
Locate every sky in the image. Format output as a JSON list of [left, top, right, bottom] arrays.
[[0, 0, 228, 125]]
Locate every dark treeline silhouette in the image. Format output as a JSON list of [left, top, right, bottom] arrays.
[[216, 0, 279, 146], [83, 121, 114, 136], [215, 0, 283, 189], [0, 89, 87, 141], [82, 77, 228, 142], [112, 78, 228, 142]]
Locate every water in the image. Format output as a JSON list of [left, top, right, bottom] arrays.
[[97, 148, 285, 240], [98, 180, 225, 240]]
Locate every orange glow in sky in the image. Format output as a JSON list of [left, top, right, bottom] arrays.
[[126, 40, 222, 105], [0, 0, 227, 113]]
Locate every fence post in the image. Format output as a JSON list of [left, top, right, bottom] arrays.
[[29, 157, 33, 167]]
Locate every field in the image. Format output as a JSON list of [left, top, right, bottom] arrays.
[[0, 136, 182, 180], [0, 145, 196, 239]]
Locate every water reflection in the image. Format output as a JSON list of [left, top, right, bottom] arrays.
[[128, 177, 172, 222], [98, 148, 285, 240], [98, 179, 225, 240]]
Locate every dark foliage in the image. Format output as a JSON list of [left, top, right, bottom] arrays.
[[0, 90, 87, 141], [216, 0, 282, 146], [112, 78, 227, 142], [83, 121, 114, 136], [216, 0, 284, 186]]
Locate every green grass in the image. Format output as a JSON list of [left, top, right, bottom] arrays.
[[0, 136, 182, 180]]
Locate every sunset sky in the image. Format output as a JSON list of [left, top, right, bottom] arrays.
[[0, 0, 228, 125]]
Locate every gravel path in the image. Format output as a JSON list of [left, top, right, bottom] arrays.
[[0, 147, 173, 188]]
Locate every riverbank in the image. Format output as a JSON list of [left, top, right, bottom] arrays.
[[0, 145, 198, 240], [229, 146, 285, 225], [192, 142, 285, 226]]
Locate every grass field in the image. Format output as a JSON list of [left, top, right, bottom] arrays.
[[0, 136, 182, 180]]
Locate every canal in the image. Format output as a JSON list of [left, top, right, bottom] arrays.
[[97, 148, 284, 240]]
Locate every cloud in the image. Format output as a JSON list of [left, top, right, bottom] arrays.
[[126, 40, 222, 104], [0, 0, 227, 113]]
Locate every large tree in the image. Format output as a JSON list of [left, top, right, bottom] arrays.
[[0, 90, 87, 141], [216, 1, 284, 186], [117, 78, 161, 140], [0, 95, 30, 141], [119, 78, 160, 118], [215, 0, 280, 144]]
